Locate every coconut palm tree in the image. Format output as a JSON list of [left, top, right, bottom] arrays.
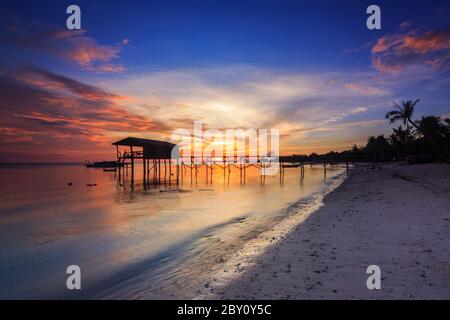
[[444, 118, 450, 128], [385, 99, 440, 152], [385, 99, 420, 134], [416, 116, 450, 154], [416, 116, 447, 139]]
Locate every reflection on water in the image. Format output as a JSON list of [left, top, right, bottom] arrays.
[[0, 163, 345, 299]]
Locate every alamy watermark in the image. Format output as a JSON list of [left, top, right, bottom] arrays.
[[66, 4, 380, 32], [170, 121, 280, 175], [366, 5, 381, 30], [66, 265, 81, 290], [366, 265, 381, 290], [66, 5, 81, 30]]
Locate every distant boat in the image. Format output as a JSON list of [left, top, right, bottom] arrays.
[[84, 161, 123, 168]]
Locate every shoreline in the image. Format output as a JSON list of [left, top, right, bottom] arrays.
[[196, 169, 349, 299], [200, 163, 450, 299]]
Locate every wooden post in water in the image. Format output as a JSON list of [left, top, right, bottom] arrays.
[[206, 158, 209, 184], [223, 156, 226, 183], [153, 159, 157, 184], [169, 159, 172, 184], [143, 156, 146, 186], [164, 159, 167, 183], [210, 162, 213, 183], [240, 161, 243, 184], [158, 159, 161, 183], [190, 156, 193, 184], [279, 161, 284, 183], [176, 159, 183, 185], [130, 146, 134, 185]]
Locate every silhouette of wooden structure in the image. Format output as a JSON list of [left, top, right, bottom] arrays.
[[113, 137, 177, 185], [112, 137, 348, 187], [112, 137, 290, 186]]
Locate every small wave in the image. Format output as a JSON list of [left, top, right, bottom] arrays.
[[196, 170, 349, 299]]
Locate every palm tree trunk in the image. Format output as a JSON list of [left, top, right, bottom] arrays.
[[405, 123, 411, 156]]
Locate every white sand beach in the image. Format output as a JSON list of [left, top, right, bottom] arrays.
[[203, 163, 450, 299]]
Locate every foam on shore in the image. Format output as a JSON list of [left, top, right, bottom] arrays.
[[196, 170, 349, 299]]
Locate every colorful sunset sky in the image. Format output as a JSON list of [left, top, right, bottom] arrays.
[[0, 0, 449, 162]]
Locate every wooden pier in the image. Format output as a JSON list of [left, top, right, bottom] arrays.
[[112, 137, 349, 187]]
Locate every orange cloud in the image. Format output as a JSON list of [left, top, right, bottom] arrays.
[[0, 67, 173, 162], [344, 83, 385, 95], [371, 57, 402, 73], [371, 28, 450, 72], [59, 32, 127, 73], [400, 32, 450, 54], [19, 67, 125, 101], [66, 38, 119, 66]]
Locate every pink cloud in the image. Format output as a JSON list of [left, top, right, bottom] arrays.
[[0, 67, 173, 161], [3, 15, 127, 74], [399, 30, 450, 54], [372, 34, 404, 53], [344, 83, 385, 95], [55, 31, 127, 73], [371, 28, 450, 72], [371, 57, 402, 73], [66, 37, 119, 66]]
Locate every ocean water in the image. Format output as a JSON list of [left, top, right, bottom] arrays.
[[0, 163, 345, 299]]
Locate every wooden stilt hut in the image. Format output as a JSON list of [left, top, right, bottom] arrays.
[[112, 137, 177, 185]]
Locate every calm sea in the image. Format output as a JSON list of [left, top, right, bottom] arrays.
[[0, 163, 345, 299]]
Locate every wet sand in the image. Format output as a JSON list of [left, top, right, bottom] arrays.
[[202, 163, 450, 299]]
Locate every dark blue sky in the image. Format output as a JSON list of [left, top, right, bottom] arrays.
[[3, 0, 449, 71]]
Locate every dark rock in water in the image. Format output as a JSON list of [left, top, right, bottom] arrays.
[[68, 182, 73, 186], [86, 183, 97, 187]]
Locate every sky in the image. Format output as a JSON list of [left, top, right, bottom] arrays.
[[0, 0, 449, 162]]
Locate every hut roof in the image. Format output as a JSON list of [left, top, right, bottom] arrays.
[[112, 137, 176, 148]]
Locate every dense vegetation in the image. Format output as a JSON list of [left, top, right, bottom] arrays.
[[284, 100, 450, 164]]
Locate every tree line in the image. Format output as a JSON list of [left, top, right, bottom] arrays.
[[283, 99, 450, 164]]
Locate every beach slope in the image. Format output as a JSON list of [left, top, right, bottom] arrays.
[[214, 163, 450, 299]]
